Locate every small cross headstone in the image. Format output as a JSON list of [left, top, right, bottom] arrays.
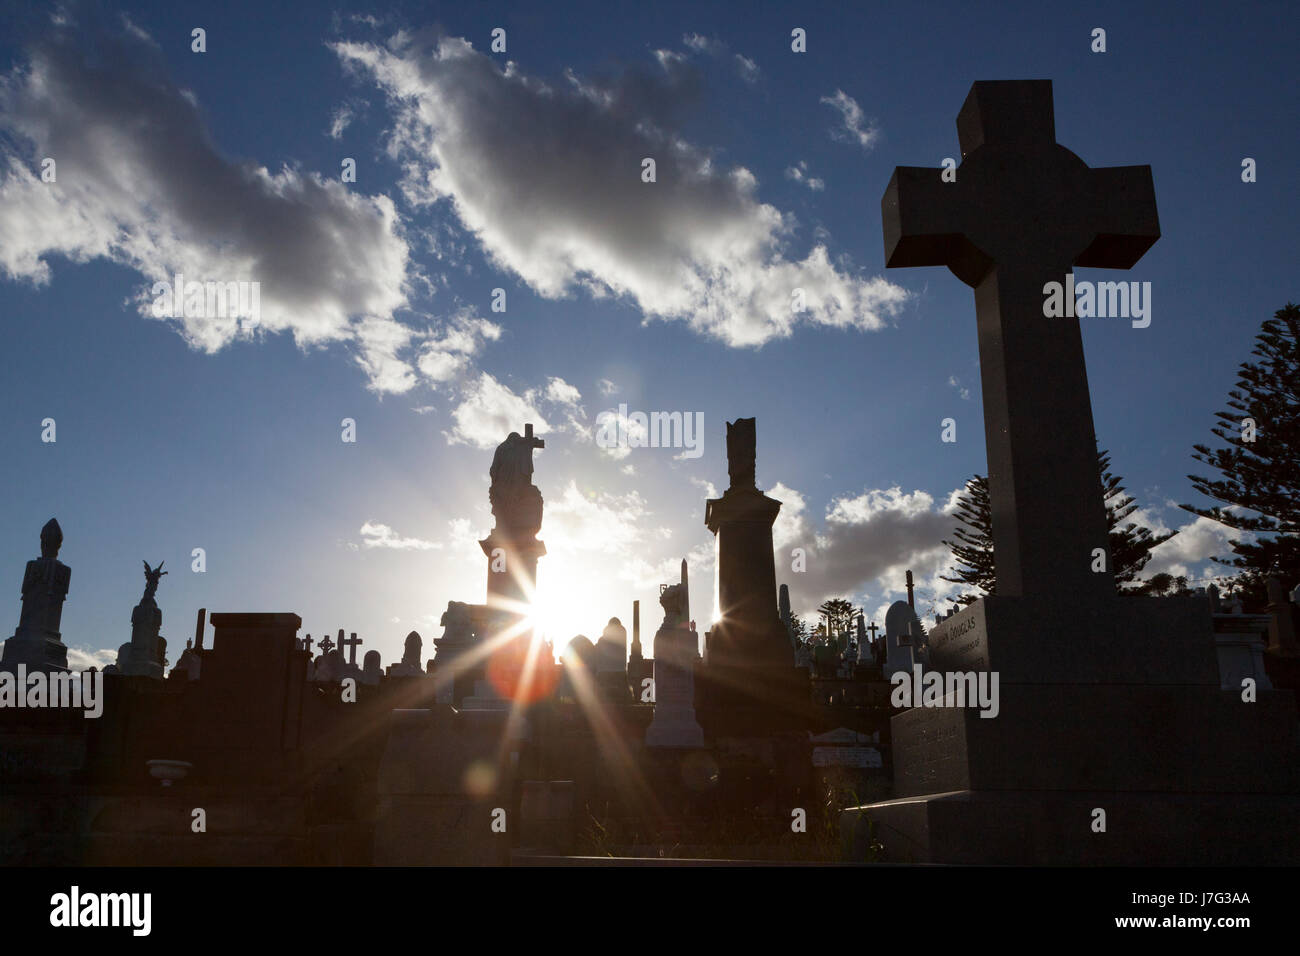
[[317, 634, 335, 654], [338, 629, 363, 665]]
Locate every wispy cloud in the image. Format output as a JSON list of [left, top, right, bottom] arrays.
[[821, 89, 879, 151]]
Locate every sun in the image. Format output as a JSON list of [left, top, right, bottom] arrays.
[[524, 557, 594, 658]]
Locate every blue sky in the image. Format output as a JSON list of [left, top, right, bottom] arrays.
[[0, 0, 1295, 668]]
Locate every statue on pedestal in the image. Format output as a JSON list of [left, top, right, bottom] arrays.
[[488, 425, 546, 535], [2, 518, 72, 673]]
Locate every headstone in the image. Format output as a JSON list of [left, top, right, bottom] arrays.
[[859, 620, 880, 664], [433, 601, 478, 705], [388, 631, 424, 677], [698, 419, 807, 733], [842, 80, 1300, 865], [594, 617, 627, 673], [645, 579, 704, 748], [882, 601, 918, 679], [810, 727, 884, 769], [120, 560, 168, 678], [361, 650, 382, 685], [1, 518, 71, 673], [193, 613, 306, 780]]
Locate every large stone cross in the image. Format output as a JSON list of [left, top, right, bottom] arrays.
[[882, 80, 1159, 598]]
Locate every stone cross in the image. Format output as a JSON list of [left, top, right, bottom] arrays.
[[301, 634, 314, 654], [317, 634, 335, 654], [866, 621, 880, 641], [882, 80, 1159, 599], [338, 630, 362, 665]]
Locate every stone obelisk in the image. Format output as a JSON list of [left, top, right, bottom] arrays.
[[698, 419, 806, 735], [1, 519, 71, 673]]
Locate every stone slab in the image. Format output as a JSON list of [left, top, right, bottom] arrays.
[[925, 594, 1219, 684], [890, 684, 1298, 796], [842, 788, 1300, 865]]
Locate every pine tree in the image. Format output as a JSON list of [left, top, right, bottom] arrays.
[[1182, 303, 1300, 608], [942, 451, 1176, 603], [940, 476, 995, 605]]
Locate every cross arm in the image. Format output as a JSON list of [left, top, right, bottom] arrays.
[[881, 167, 993, 286], [1074, 164, 1160, 268]]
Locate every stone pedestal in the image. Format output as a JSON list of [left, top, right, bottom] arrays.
[[704, 486, 792, 670], [843, 595, 1300, 863], [120, 603, 165, 679]]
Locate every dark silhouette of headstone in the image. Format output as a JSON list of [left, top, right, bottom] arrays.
[[2, 519, 71, 673], [842, 80, 1300, 865], [120, 561, 168, 678], [645, 576, 703, 748], [883, 80, 1158, 601], [388, 630, 424, 677]]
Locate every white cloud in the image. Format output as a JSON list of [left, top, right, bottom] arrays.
[[65, 644, 118, 670], [445, 372, 550, 448], [821, 89, 879, 151], [734, 54, 759, 84], [947, 375, 971, 401], [545, 480, 658, 555], [597, 377, 619, 396], [360, 521, 441, 550], [333, 33, 907, 347], [682, 33, 716, 53], [545, 377, 582, 406], [328, 102, 357, 139], [1142, 513, 1245, 581], [784, 160, 825, 192], [0, 22, 415, 391], [416, 307, 501, 387]]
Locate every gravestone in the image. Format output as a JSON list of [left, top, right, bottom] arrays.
[[858, 620, 880, 664], [594, 616, 630, 701], [361, 650, 382, 686], [388, 631, 424, 678], [190, 612, 306, 782], [1, 519, 71, 673], [119, 561, 168, 678], [645, 577, 704, 748], [594, 617, 628, 673], [699, 419, 808, 733], [882, 601, 918, 679], [810, 728, 883, 769], [842, 80, 1300, 865]]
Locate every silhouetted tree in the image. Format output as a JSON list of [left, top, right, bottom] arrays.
[[942, 451, 1176, 603], [1182, 303, 1300, 609]]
